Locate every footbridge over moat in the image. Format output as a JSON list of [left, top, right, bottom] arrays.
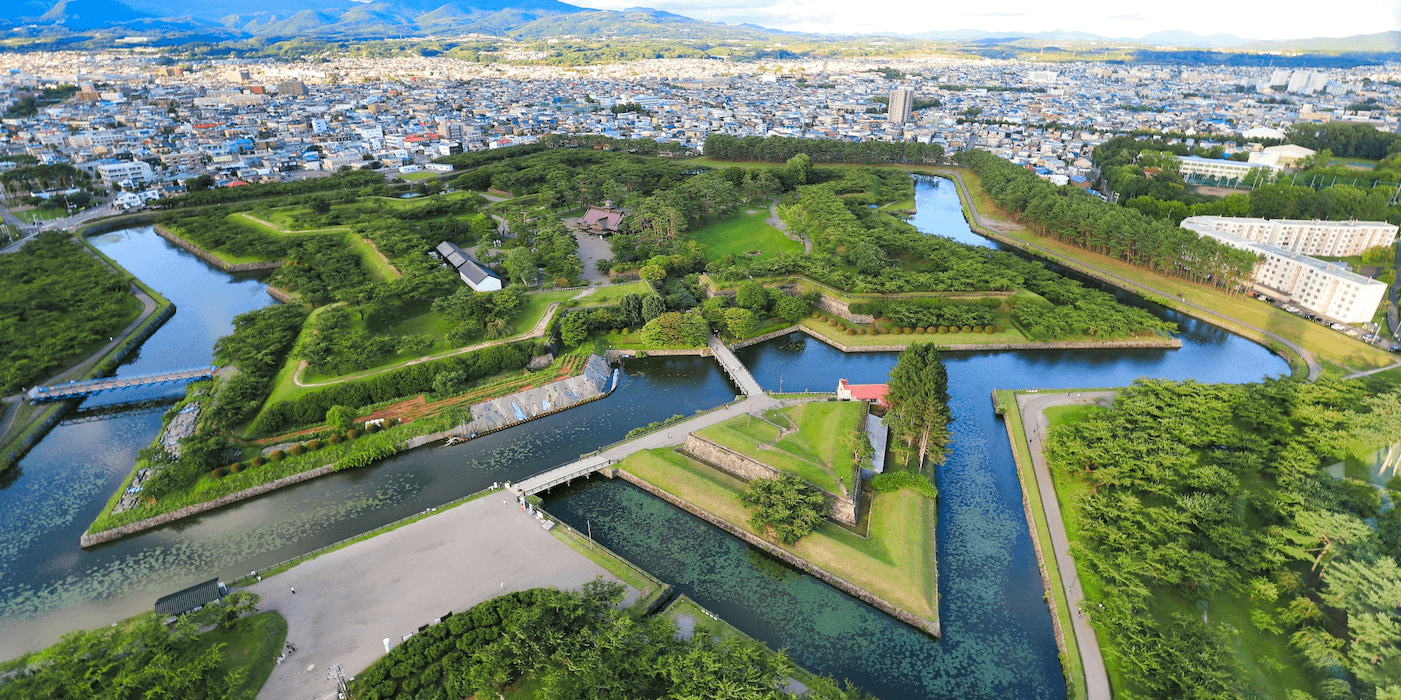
[[27, 366, 217, 402]]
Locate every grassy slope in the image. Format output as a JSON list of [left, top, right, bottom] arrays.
[[576, 280, 654, 306], [952, 169, 1393, 375], [694, 402, 862, 494], [687, 209, 803, 262], [205, 612, 288, 700], [620, 448, 937, 621], [1040, 402, 1319, 698], [996, 391, 1087, 700], [800, 315, 1028, 347]]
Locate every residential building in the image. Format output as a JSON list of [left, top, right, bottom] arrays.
[[888, 88, 914, 124], [836, 379, 889, 408], [1181, 220, 1389, 323], [95, 160, 154, 187], [277, 80, 307, 97], [1181, 216, 1397, 257]]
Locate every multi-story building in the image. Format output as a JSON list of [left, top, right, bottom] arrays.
[[1177, 156, 1280, 183], [277, 80, 307, 97], [1181, 219, 1390, 324], [888, 88, 914, 125], [1181, 216, 1397, 258], [95, 160, 153, 187]]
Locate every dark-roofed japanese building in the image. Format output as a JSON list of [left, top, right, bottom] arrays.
[[436, 241, 502, 292], [154, 578, 225, 616]]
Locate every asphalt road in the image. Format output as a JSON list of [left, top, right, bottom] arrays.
[[1016, 390, 1116, 700]]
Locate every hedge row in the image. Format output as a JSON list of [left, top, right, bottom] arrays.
[[353, 589, 546, 700], [250, 341, 538, 436]]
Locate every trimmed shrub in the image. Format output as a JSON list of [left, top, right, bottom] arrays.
[[845, 328, 855, 335], [346, 428, 361, 440], [985, 325, 996, 334], [811, 312, 820, 318], [388, 417, 400, 426], [211, 467, 228, 479], [915, 327, 926, 334], [828, 318, 838, 326], [961, 325, 973, 333], [229, 462, 244, 472], [997, 325, 1006, 333], [328, 434, 344, 445], [250, 455, 267, 467], [289, 444, 305, 456], [367, 423, 382, 434], [269, 449, 286, 462], [903, 327, 913, 334], [307, 439, 323, 450], [937, 326, 948, 334]]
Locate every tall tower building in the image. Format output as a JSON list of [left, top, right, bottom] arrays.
[[889, 88, 914, 124]]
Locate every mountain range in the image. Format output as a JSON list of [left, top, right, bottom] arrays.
[[0, 0, 1395, 54]]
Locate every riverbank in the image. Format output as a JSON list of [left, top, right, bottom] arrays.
[[151, 224, 284, 272], [82, 354, 618, 546], [732, 320, 1182, 354], [931, 167, 1395, 381], [998, 388, 1113, 700]]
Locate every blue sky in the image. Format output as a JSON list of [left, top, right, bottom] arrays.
[[568, 0, 1399, 41]]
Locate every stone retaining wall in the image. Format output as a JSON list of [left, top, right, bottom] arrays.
[[81, 464, 338, 547], [615, 469, 940, 638], [153, 225, 283, 272], [731, 326, 801, 350], [800, 325, 1182, 353], [812, 294, 875, 324], [681, 434, 857, 526], [265, 285, 293, 303]]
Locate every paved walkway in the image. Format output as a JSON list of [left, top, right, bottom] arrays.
[[1343, 361, 1401, 379], [940, 169, 1322, 381], [250, 494, 639, 700], [767, 198, 811, 254], [1016, 391, 1115, 700]]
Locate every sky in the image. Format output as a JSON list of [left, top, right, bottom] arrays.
[[566, 0, 1401, 41]]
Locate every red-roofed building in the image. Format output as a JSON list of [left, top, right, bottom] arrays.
[[836, 379, 888, 407], [576, 206, 626, 234], [225, 180, 249, 187]]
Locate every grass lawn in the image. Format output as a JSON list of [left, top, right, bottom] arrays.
[[1039, 398, 1321, 699], [397, 170, 443, 181], [948, 168, 1393, 374], [14, 207, 67, 223], [576, 280, 654, 306], [620, 448, 937, 621], [997, 391, 1087, 700], [202, 611, 288, 700], [687, 209, 803, 262], [695, 402, 862, 495]]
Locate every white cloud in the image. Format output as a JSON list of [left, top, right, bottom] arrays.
[[568, 0, 1398, 40]]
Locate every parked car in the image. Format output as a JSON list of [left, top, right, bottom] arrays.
[[1331, 323, 1346, 330]]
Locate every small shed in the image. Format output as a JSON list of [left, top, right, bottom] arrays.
[[154, 578, 225, 616], [577, 206, 626, 234], [836, 378, 889, 408]]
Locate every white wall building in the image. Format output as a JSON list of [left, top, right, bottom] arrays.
[[1181, 220, 1389, 324], [1177, 155, 1279, 183], [95, 160, 153, 187], [1181, 216, 1397, 258]]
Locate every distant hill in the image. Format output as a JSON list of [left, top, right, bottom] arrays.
[[1236, 31, 1401, 53], [903, 28, 1256, 48]]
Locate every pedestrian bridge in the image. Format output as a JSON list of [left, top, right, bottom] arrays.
[[509, 455, 613, 496], [707, 336, 762, 396], [28, 366, 217, 402]]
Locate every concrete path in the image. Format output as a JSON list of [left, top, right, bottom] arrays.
[[571, 228, 613, 284], [767, 198, 811, 254], [250, 494, 639, 700], [939, 169, 1322, 381], [1343, 361, 1401, 379], [1015, 391, 1115, 700], [707, 335, 763, 396]]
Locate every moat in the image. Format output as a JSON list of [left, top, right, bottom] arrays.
[[0, 177, 1289, 697]]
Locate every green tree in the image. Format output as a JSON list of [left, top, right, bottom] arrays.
[[773, 295, 810, 323], [641, 294, 666, 322], [504, 248, 537, 288], [326, 404, 357, 431], [560, 312, 589, 347], [885, 343, 952, 471], [639, 264, 667, 283], [785, 152, 813, 186], [736, 280, 770, 314], [723, 307, 758, 338], [739, 473, 832, 544]]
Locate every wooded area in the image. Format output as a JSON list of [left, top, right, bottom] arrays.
[[0, 232, 142, 393], [704, 134, 945, 165], [350, 581, 873, 700], [1044, 379, 1401, 699]]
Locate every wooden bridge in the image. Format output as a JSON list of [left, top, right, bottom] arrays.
[[28, 366, 217, 402]]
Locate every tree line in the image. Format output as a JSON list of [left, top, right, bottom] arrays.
[[957, 150, 1263, 295], [704, 134, 945, 166], [350, 581, 874, 700], [154, 170, 388, 208], [1045, 378, 1401, 699]]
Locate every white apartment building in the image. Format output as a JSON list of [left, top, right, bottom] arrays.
[[95, 160, 153, 187], [1181, 216, 1397, 258], [1181, 220, 1389, 324]]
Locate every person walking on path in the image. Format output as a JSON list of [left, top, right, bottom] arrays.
[[290, 586, 296, 594]]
